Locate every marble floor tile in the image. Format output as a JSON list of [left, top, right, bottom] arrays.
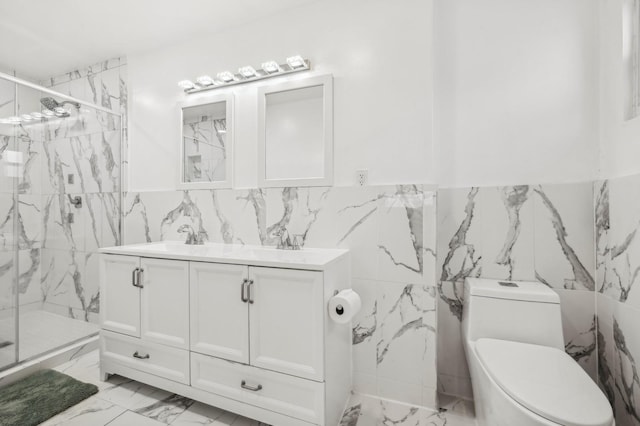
[[108, 410, 166, 426], [39, 396, 126, 426], [339, 392, 477, 426], [46, 350, 269, 426]]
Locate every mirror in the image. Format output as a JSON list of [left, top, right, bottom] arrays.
[[258, 75, 333, 187], [179, 93, 233, 189]]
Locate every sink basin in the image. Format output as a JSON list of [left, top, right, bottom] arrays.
[[100, 241, 348, 270]]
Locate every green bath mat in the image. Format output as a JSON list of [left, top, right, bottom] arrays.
[[0, 369, 98, 426]]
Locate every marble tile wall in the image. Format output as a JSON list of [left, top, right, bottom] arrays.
[[437, 183, 596, 400], [123, 184, 439, 409], [596, 175, 640, 426], [35, 58, 125, 322], [0, 59, 124, 323]]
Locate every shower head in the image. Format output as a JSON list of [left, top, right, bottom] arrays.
[[40, 97, 80, 117]]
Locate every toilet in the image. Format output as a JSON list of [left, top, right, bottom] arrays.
[[461, 278, 614, 426]]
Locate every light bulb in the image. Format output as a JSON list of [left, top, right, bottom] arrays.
[[43, 109, 55, 116], [21, 114, 33, 121], [216, 71, 236, 83], [286, 55, 306, 69], [178, 80, 196, 90], [261, 61, 281, 74], [31, 112, 44, 119], [238, 66, 257, 78], [196, 75, 215, 86]]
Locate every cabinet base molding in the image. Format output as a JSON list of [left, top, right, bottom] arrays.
[[100, 359, 317, 426]]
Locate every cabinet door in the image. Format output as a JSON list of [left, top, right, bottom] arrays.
[[140, 258, 190, 349], [100, 254, 140, 337], [249, 267, 324, 381], [190, 262, 249, 363]]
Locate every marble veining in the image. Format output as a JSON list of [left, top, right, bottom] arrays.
[[613, 318, 640, 424], [534, 186, 594, 291], [123, 185, 438, 407], [495, 185, 529, 276]]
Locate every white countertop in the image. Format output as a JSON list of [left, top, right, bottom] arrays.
[[99, 241, 349, 271]]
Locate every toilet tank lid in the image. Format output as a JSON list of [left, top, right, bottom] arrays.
[[476, 338, 613, 426], [465, 278, 560, 303]]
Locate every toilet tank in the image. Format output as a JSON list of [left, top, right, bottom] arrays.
[[461, 278, 565, 350]]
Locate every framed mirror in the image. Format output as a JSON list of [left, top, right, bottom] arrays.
[[179, 93, 233, 189], [258, 74, 333, 187]]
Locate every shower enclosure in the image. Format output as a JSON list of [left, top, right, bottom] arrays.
[[0, 72, 121, 370]]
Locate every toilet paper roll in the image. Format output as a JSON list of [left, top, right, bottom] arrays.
[[328, 289, 362, 324]]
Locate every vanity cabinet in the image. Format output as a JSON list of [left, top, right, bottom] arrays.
[[100, 255, 190, 349], [191, 263, 324, 381], [99, 243, 351, 426]]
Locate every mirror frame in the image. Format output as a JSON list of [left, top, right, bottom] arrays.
[[257, 74, 333, 188], [178, 92, 234, 190]]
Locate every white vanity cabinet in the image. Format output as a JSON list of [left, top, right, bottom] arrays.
[[191, 263, 324, 381], [99, 242, 351, 426], [100, 255, 190, 349]]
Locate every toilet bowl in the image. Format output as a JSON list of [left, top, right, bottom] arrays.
[[461, 278, 614, 426]]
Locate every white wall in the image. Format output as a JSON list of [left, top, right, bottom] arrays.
[[600, 0, 640, 179], [434, 0, 600, 188], [128, 0, 434, 191]]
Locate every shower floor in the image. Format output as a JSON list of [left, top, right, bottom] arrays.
[[0, 310, 99, 368]]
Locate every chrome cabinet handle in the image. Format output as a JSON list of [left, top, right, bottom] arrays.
[[132, 267, 139, 287], [133, 268, 144, 289], [241, 380, 262, 391], [241, 279, 249, 302], [133, 351, 150, 360], [247, 279, 254, 304]]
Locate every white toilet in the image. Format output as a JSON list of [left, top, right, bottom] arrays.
[[461, 278, 614, 426]]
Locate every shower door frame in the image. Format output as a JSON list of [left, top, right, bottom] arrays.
[[0, 70, 124, 370]]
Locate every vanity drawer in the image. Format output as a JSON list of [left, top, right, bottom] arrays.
[[101, 330, 190, 385], [191, 352, 324, 425]]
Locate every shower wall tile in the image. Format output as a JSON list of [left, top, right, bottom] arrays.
[[0, 58, 124, 324], [437, 182, 596, 399], [40, 248, 99, 323], [122, 185, 438, 409]]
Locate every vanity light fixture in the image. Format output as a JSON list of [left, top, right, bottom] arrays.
[[179, 56, 311, 94]]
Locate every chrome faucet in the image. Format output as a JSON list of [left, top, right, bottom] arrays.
[[275, 229, 303, 250], [178, 224, 206, 245]]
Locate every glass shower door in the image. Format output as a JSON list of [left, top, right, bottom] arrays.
[[0, 77, 19, 370]]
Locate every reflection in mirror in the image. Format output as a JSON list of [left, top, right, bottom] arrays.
[[265, 85, 323, 180], [258, 74, 333, 187], [179, 94, 233, 189]]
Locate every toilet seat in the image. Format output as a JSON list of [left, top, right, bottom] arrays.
[[475, 338, 612, 426]]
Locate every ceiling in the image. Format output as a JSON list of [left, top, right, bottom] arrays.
[[0, 0, 321, 80]]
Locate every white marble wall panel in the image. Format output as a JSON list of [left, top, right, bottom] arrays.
[[437, 183, 596, 398], [596, 174, 640, 425], [123, 185, 438, 409]]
